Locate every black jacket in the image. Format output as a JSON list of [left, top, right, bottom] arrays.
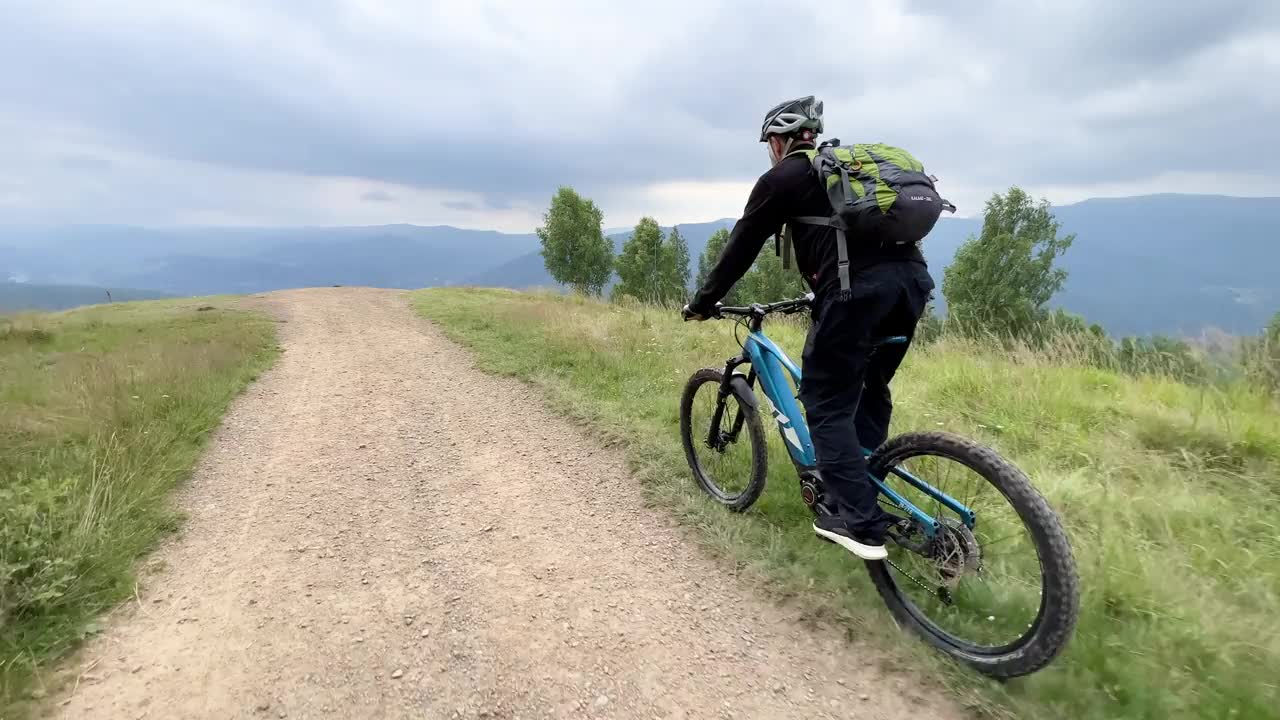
[[689, 150, 926, 315]]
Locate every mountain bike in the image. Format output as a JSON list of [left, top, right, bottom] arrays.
[[678, 293, 1079, 678]]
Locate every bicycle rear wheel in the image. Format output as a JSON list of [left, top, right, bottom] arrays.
[[865, 431, 1079, 678], [679, 368, 767, 511]]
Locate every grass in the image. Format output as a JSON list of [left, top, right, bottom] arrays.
[[414, 287, 1280, 720], [0, 298, 278, 712]]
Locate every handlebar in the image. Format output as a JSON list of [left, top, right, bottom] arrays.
[[682, 292, 814, 322], [715, 293, 813, 318]]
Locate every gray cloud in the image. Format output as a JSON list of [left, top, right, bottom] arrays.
[[361, 190, 396, 203], [1, 1, 1277, 226], [904, 1, 1277, 79], [894, 1, 1280, 185]]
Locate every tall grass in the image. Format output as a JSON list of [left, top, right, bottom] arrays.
[[0, 300, 277, 711], [415, 287, 1280, 720]]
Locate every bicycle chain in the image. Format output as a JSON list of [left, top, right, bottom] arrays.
[[880, 506, 952, 603], [886, 556, 947, 603]]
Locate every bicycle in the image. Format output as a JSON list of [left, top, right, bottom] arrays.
[[679, 293, 1080, 678]]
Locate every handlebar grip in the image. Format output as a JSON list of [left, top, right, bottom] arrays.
[[682, 304, 724, 321]]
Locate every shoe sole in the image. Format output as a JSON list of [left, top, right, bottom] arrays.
[[813, 523, 888, 560]]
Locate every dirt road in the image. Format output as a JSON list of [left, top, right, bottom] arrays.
[[50, 288, 961, 719]]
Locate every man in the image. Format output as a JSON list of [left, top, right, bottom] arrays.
[[682, 96, 936, 560]]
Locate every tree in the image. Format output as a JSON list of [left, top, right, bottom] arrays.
[[915, 301, 945, 345], [694, 228, 741, 304], [1036, 308, 1106, 342], [536, 186, 614, 296], [661, 227, 691, 301], [1243, 310, 1280, 394], [614, 220, 692, 305], [694, 228, 805, 305], [1117, 334, 1206, 382], [735, 245, 808, 304], [614, 217, 679, 304], [942, 186, 1075, 337]]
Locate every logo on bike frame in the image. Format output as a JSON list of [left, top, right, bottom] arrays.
[[762, 394, 803, 451]]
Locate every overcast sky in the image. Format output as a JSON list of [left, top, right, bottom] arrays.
[[2, 0, 1278, 232]]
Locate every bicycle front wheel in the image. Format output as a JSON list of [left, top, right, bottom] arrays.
[[679, 368, 767, 512], [865, 431, 1080, 678]]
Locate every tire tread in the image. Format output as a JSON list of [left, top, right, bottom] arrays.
[[866, 431, 1080, 678], [678, 368, 768, 512]]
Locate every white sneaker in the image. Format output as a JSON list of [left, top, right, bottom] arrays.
[[813, 516, 888, 560]]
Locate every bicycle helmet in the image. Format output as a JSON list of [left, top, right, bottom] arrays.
[[759, 96, 824, 141]]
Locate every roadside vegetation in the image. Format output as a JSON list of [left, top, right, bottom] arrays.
[[413, 184, 1280, 719], [0, 300, 277, 710], [415, 287, 1278, 719]]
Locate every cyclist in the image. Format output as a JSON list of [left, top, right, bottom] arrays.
[[682, 96, 935, 560]]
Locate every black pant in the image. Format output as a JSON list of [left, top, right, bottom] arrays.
[[798, 261, 935, 538]]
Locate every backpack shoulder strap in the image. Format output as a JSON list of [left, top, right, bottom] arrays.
[[790, 214, 852, 294], [789, 141, 859, 294]]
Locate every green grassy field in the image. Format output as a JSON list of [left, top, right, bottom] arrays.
[[0, 299, 277, 711], [415, 287, 1279, 720]]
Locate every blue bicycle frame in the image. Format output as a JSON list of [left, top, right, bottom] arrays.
[[735, 326, 976, 538]]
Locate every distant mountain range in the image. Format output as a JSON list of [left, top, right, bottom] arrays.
[[429, 195, 1280, 337], [1, 224, 539, 297], [2, 194, 1276, 337], [467, 219, 736, 291], [913, 194, 1279, 337], [0, 282, 172, 313]]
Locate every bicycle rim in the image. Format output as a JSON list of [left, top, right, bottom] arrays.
[[875, 449, 1048, 653], [686, 377, 760, 502]]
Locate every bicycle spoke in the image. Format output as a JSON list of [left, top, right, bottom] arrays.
[[688, 378, 756, 499], [978, 532, 1025, 547], [681, 301, 1077, 677], [880, 449, 1045, 649]]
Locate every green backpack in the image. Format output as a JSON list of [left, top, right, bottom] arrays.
[[781, 139, 956, 292]]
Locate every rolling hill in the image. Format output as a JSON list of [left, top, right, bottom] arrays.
[[2, 195, 1276, 336], [466, 218, 736, 291], [912, 195, 1280, 337], [0, 224, 540, 297], [467, 195, 1280, 337], [0, 282, 173, 313]]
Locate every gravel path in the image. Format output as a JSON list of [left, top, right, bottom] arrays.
[[49, 287, 962, 720]]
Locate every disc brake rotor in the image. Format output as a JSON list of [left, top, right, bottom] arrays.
[[933, 517, 982, 588]]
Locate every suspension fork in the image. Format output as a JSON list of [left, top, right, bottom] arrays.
[[706, 356, 754, 448]]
